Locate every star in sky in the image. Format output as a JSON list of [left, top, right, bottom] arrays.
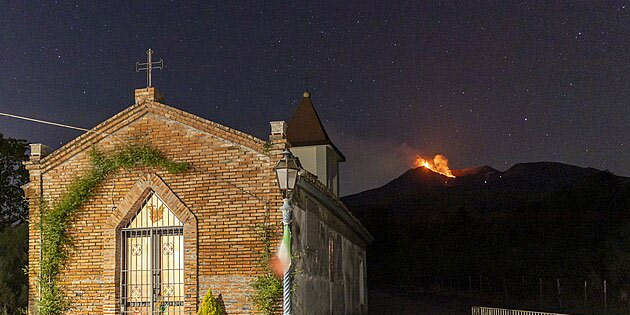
[[0, 2, 629, 195]]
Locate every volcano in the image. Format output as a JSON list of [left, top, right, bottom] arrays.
[[342, 162, 630, 288]]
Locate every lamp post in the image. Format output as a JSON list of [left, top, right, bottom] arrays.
[[274, 149, 301, 315]]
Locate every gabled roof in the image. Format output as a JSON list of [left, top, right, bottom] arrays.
[[286, 92, 345, 161], [38, 95, 269, 172]]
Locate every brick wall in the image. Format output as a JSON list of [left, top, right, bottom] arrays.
[[26, 101, 286, 314]]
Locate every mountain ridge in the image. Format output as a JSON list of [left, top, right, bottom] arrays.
[[341, 161, 630, 288], [345, 161, 627, 206]]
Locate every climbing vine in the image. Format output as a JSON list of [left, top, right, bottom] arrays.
[[251, 223, 283, 315], [38, 143, 189, 315]]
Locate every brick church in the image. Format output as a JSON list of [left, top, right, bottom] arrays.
[[23, 87, 372, 314]]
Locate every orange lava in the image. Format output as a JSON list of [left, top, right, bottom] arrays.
[[415, 154, 456, 178]]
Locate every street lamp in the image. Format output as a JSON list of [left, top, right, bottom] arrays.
[[274, 149, 301, 315], [274, 150, 300, 197]]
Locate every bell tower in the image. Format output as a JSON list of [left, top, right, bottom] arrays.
[[286, 91, 345, 196]]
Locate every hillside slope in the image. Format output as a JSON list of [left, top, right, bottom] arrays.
[[342, 162, 630, 288]]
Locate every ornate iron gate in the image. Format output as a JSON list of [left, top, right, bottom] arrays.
[[120, 192, 184, 314]]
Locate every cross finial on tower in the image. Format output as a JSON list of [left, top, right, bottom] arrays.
[[136, 48, 163, 88], [302, 71, 312, 92]]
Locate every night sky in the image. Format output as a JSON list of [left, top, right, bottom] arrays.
[[1, 2, 630, 195]]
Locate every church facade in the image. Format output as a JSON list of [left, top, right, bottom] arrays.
[[23, 87, 371, 314]]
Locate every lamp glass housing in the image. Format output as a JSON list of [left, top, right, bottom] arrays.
[[274, 150, 300, 194]]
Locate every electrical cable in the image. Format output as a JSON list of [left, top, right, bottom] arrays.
[[0, 111, 127, 144]]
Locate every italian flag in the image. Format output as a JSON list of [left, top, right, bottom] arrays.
[[271, 224, 291, 278]]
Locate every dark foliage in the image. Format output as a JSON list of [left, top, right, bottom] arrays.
[[0, 134, 29, 314], [0, 133, 29, 227], [343, 163, 630, 290], [0, 223, 28, 314]]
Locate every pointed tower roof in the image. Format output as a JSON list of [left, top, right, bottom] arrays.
[[287, 91, 345, 161]]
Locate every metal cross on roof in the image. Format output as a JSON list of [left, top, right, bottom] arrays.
[[302, 70, 312, 91], [136, 48, 163, 88]]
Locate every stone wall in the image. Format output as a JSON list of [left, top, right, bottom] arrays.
[[292, 179, 369, 315]]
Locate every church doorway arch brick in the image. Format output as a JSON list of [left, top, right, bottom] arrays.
[[103, 173, 198, 314]]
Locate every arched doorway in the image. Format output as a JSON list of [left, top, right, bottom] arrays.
[[120, 191, 184, 314]]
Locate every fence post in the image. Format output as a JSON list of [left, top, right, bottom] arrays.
[[539, 278, 543, 306], [480, 274, 483, 293], [557, 278, 561, 308], [521, 276, 525, 300], [604, 280, 607, 312], [584, 280, 587, 307], [469, 276, 472, 298], [503, 279, 508, 301]]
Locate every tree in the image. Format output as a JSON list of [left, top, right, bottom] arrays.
[[0, 134, 29, 313], [606, 221, 630, 307], [0, 134, 28, 227], [0, 223, 28, 314]]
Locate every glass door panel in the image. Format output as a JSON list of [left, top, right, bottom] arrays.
[[157, 232, 184, 313], [123, 232, 152, 314]]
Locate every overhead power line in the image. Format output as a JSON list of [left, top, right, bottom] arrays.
[[0, 111, 126, 144]]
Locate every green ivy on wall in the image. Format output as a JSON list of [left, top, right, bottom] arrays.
[[251, 223, 283, 315], [38, 143, 189, 315]]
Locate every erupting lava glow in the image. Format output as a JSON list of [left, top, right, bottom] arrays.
[[415, 154, 456, 178]]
